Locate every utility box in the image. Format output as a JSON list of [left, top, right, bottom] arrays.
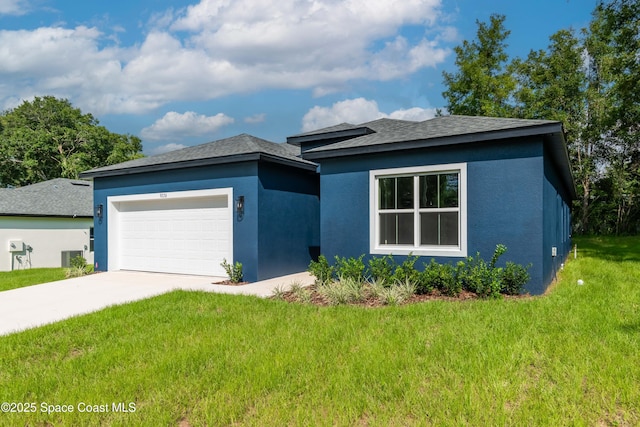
[[9, 240, 24, 252], [551, 246, 557, 257]]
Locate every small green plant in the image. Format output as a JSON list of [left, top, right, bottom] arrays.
[[392, 255, 420, 285], [308, 255, 334, 286], [369, 277, 416, 305], [271, 284, 287, 300], [367, 255, 396, 285], [421, 259, 458, 296], [65, 255, 88, 278], [317, 280, 352, 305], [334, 255, 366, 283], [289, 281, 313, 304], [221, 258, 243, 283], [70, 255, 88, 270], [501, 262, 531, 295]]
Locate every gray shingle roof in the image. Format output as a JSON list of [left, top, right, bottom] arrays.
[[301, 115, 561, 156], [0, 178, 93, 217], [80, 134, 317, 178], [296, 115, 575, 199]]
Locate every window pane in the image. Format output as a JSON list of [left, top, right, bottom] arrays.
[[420, 212, 459, 246], [379, 178, 395, 209], [440, 212, 459, 245], [380, 213, 396, 245], [420, 212, 438, 245], [440, 173, 459, 208], [397, 177, 413, 209], [420, 175, 438, 208], [380, 213, 414, 245], [397, 213, 414, 244]]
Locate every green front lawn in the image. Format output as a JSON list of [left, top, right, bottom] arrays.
[[0, 237, 638, 425], [0, 268, 67, 292]]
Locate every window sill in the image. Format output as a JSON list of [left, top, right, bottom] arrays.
[[371, 245, 467, 258]]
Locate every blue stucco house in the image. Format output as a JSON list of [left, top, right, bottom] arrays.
[[81, 115, 574, 294]]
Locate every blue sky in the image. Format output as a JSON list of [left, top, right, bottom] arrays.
[[0, 0, 595, 154]]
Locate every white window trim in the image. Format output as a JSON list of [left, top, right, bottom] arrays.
[[369, 163, 467, 257]]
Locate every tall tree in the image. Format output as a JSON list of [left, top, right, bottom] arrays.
[[511, 29, 600, 233], [442, 14, 516, 117], [0, 96, 143, 187], [587, 0, 640, 234]]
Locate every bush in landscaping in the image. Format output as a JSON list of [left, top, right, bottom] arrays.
[[316, 276, 368, 305], [70, 255, 87, 270], [391, 255, 420, 285], [308, 255, 334, 286], [221, 258, 243, 283], [501, 262, 531, 295], [65, 255, 89, 278], [334, 254, 366, 283], [421, 259, 459, 296], [367, 255, 395, 285]]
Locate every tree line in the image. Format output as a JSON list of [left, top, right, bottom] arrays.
[[0, 96, 143, 188], [441, 0, 639, 235]]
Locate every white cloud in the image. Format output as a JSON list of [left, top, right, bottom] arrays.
[[244, 113, 266, 124], [301, 98, 437, 131], [0, 0, 29, 15], [149, 143, 188, 155], [141, 111, 234, 141], [0, 0, 452, 115]]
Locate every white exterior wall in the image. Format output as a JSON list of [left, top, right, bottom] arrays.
[[0, 217, 94, 271]]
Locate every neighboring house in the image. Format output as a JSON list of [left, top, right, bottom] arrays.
[[81, 116, 575, 294], [0, 178, 94, 271]]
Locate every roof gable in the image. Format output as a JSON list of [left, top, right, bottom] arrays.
[[0, 178, 93, 217], [301, 115, 560, 155]]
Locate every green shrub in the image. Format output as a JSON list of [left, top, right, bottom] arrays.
[[221, 258, 243, 283], [334, 255, 366, 283], [367, 255, 395, 285], [318, 281, 352, 305], [70, 255, 87, 270], [421, 259, 459, 296], [456, 246, 504, 299], [501, 262, 531, 295], [392, 255, 420, 285], [308, 255, 334, 286]]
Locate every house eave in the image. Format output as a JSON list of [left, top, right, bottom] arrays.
[[302, 123, 564, 160], [80, 152, 317, 179]]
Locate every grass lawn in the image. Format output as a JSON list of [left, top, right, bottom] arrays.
[[0, 236, 638, 425], [0, 268, 67, 292]]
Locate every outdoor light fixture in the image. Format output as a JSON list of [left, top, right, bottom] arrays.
[[95, 203, 103, 220], [236, 196, 245, 217]]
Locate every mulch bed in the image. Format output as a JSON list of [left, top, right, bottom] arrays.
[[276, 284, 531, 307]]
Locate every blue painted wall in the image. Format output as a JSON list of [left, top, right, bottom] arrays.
[[316, 137, 570, 294], [92, 160, 319, 282], [542, 148, 573, 290], [257, 163, 320, 279]]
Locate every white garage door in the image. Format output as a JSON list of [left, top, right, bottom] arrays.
[[108, 189, 232, 276]]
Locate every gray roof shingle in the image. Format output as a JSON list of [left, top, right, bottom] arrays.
[[301, 115, 561, 156], [0, 178, 93, 217], [80, 133, 317, 178]]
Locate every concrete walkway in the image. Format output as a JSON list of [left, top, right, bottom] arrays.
[[0, 270, 314, 336]]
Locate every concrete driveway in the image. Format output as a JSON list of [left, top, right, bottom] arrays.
[[0, 270, 313, 336]]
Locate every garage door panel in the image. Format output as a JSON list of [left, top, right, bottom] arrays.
[[113, 192, 231, 276]]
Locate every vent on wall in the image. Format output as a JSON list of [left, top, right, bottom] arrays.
[[61, 250, 83, 268]]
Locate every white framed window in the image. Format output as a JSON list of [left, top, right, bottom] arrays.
[[369, 163, 467, 257]]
